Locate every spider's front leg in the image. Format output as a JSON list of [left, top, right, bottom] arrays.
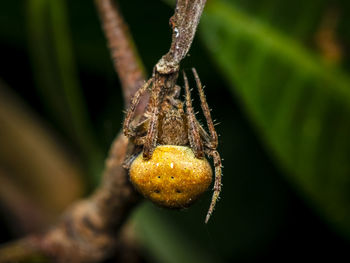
[[183, 71, 204, 158], [192, 68, 218, 149], [123, 78, 152, 138], [129, 117, 150, 145], [142, 84, 162, 159], [192, 68, 222, 223]]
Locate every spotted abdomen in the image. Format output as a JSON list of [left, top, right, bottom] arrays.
[[129, 145, 212, 208]]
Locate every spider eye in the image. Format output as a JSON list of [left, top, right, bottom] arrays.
[[129, 145, 212, 208]]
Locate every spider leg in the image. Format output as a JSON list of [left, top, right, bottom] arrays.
[[142, 83, 161, 159], [205, 149, 222, 224], [191, 68, 221, 223], [192, 68, 218, 149], [129, 117, 150, 145], [122, 147, 142, 169], [123, 78, 153, 138], [195, 119, 211, 145], [183, 71, 204, 158]]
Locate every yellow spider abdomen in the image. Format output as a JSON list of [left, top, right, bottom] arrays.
[[130, 145, 212, 208]]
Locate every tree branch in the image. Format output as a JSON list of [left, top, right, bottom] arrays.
[[35, 133, 139, 262], [156, 0, 207, 74], [0, 132, 140, 263], [95, 0, 147, 112]]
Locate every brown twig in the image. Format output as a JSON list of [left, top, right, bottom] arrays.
[[0, 132, 140, 263], [155, 0, 207, 74], [95, 0, 147, 112], [36, 133, 139, 262]]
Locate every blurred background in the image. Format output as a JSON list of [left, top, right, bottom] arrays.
[[1, 0, 350, 262]]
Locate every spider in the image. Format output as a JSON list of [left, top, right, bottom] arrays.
[[123, 68, 222, 223]]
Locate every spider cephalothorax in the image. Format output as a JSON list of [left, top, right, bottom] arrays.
[[123, 68, 222, 223]]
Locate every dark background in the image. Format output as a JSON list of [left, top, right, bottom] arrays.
[[0, 0, 349, 262]]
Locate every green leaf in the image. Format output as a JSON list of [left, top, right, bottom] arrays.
[[201, 0, 350, 236]]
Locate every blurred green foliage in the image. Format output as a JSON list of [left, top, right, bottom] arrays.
[[27, 0, 104, 183], [0, 0, 350, 262], [202, 0, 350, 235]]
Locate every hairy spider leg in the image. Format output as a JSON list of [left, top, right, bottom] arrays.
[[123, 78, 153, 138], [129, 118, 151, 146], [192, 68, 222, 223], [192, 68, 218, 148], [183, 71, 204, 158], [205, 149, 222, 224], [142, 79, 162, 159]]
